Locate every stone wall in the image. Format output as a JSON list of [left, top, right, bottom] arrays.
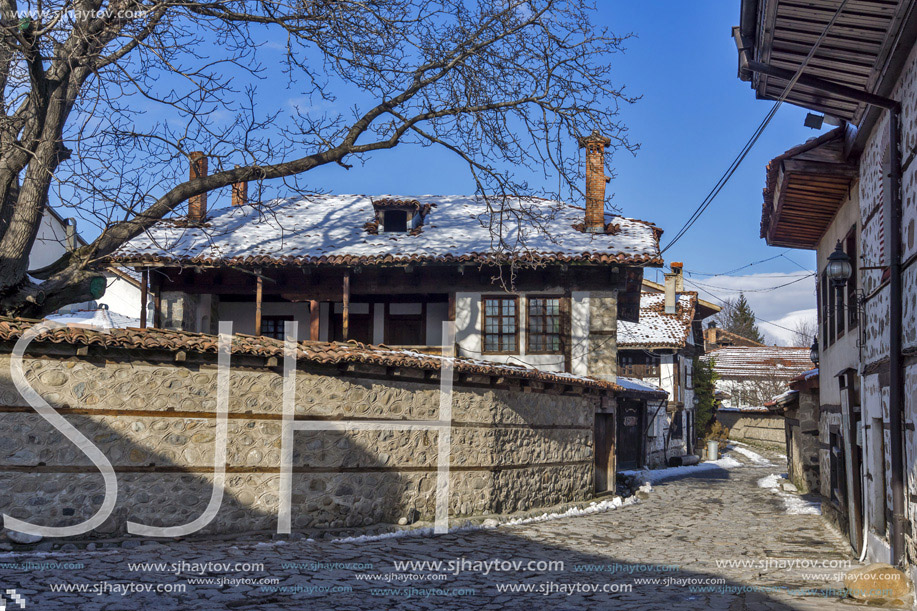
[[0, 346, 599, 538], [784, 391, 820, 494], [716, 410, 785, 446]]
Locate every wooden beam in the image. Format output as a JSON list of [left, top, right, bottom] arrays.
[[309, 300, 320, 341], [342, 271, 351, 341], [255, 268, 263, 336], [152, 272, 161, 329], [140, 269, 148, 329]]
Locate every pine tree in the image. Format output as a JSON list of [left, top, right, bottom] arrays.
[[715, 293, 766, 344], [730, 294, 765, 344]]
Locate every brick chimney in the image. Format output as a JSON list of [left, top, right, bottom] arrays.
[[231, 165, 248, 207], [578, 130, 611, 233], [671, 261, 684, 291], [706, 321, 718, 348], [188, 151, 208, 223]]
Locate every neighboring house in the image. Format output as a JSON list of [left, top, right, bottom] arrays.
[[617, 263, 720, 467], [703, 322, 764, 352], [702, 346, 813, 446], [108, 132, 668, 476], [736, 0, 917, 565], [765, 368, 820, 494], [31, 206, 147, 326]]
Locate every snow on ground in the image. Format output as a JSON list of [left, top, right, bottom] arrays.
[[620, 455, 743, 485], [730, 445, 773, 466], [330, 496, 641, 544], [757, 473, 821, 515]]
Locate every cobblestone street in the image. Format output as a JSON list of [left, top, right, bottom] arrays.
[[0, 447, 861, 610]]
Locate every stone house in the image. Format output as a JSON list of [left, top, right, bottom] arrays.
[[0, 318, 665, 536], [616, 265, 720, 467], [703, 323, 765, 352], [736, 0, 917, 569], [766, 368, 821, 494], [702, 346, 813, 446], [106, 131, 668, 477]]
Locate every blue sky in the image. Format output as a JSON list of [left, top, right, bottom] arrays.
[[290, 2, 823, 342], [61, 2, 820, 343]]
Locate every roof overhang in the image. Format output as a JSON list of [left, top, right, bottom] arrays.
[[761, 127, 858, 249], [737, 0, 917, 156]]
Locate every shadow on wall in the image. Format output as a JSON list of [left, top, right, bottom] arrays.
[[0, 349, 597, 538]]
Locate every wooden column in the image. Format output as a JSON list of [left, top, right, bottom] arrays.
[[139, 269, 149, 329], [254, 268, 263, 336], [342, 271, 350, 341], [309, 300, 320, 341], [447, 292, 456, 321], [152, 272, 161, 329]]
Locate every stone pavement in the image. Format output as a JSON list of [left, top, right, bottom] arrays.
[[0, 446, 865, 610]]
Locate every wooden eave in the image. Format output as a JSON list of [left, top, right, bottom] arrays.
[[745, 0, 911, 124], [761, 127, 858, 249]]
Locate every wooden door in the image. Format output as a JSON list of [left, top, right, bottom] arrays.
[[616, 399, 644, 470], [595, 413, 616, 493]]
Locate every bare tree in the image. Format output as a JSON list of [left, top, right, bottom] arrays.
[[790, 318, 817, 348], [0, 0, 638, 316]]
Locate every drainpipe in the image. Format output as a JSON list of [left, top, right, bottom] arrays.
[[734, 41, 906, 566], [888, 108, 906, 567]]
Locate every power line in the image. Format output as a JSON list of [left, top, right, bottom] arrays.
[[683, 278, 806, 337], [659, 0, 851, 254], [687, 273, 815, 294]]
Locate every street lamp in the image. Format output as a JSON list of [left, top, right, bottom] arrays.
[[826, 240, 853, 287], [692, 395, 700, 407], [810, 336, 819, 366]]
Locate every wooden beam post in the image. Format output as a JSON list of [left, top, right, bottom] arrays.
[[152, 272, 161, 329], [342, 271, 350, 341], [309, 300, 320, 341], [140, 269, 148, 329], [255, 268, 263, 336]]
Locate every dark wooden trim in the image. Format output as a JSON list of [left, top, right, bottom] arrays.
[[342, 271, 350, 341], [152, 272, 161, 329], [139, 269, 148, 328], [254, 268, 263, 336], [820, 404, 842, 413], [309, 300, 320, 341], [480, 294, 519, 355], [0, 459, 593, 476]]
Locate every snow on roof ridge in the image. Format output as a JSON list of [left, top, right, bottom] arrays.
[[111, 194, 663, 267]]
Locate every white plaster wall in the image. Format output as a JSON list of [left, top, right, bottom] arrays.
[[816, 192, 860, 409], [455, 290, 568, 372], [570, 291, 589, 376], [28, 211, 69, 270]]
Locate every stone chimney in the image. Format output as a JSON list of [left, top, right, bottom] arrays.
[[188, 151, 208, 223], [578, 130, 611, 233], [664, 271, 677, 314], [671, 261, 684, 291], [231, 165, 248, 207], [706, 321, 718, 347]]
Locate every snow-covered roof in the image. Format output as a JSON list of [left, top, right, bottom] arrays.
[[616, 376, 666, 395], [109, 195, 663, 267], [617, 292, 697, 349], [701, 346, 813, 380], [46, 308, 140, 330]]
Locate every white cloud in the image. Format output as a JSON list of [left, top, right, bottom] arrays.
[[682, 272, 817, 346]]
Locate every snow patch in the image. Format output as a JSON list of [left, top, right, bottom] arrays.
[[620, 455, 743, 484], [758, 473, 820, 515], [327, 496, 636, 544], [732, 445, 773, 466]]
